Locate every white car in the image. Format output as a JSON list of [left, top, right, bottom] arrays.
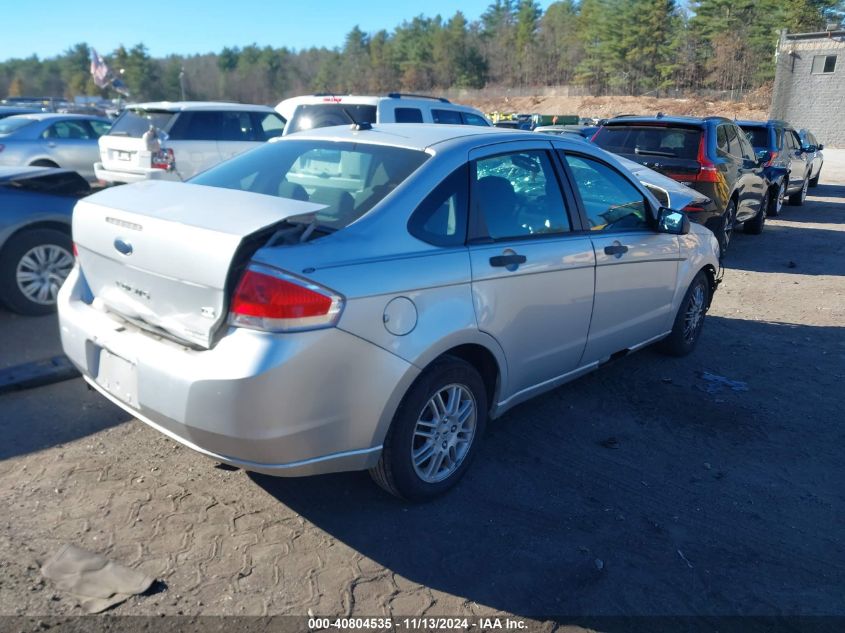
[[94, 101, 286, 184], [277, 93, 491, 135]]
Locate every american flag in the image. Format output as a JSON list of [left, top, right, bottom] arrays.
[[89, 48, 110, 88]]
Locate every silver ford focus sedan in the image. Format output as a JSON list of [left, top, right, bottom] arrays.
[[58, 124, 721, 500]]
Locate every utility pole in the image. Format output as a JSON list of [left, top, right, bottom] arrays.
[[179, 67, 186, 101]]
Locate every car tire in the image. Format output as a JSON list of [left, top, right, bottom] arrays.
[[713, 199, 736, 257], [0, 228, 74, 316], [767, 180, 786, 217], [743, 190, 767, 235], [809, 169, 820, 188], [29, 159, 60, 168], [656, 271, 710, 357], [370, 356, 488, 501], [789, 175, 809, 206]]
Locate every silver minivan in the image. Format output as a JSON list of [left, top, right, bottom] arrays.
[[60, 124, 721, 500]]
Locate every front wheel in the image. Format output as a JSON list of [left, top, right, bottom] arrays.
[[713, 199, 736, 256], [767, 180, 786, 217], [809, 168, 820, 188], [370, 357, 487, 501], [657, 271, 710, 357]]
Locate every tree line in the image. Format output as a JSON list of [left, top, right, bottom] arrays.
[[1, 0, 841, 104]]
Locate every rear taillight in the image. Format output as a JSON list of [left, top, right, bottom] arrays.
[[765, 151, 778, 167], [687, 134, 720, 183], [229, 264, 343, 332], [72, 242, 79, 257], [151, 148, 175, 171]]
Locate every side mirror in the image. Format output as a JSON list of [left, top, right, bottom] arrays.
[[657, 207, 690, 235], [801, 145, 816, 153], [818, 143, 824, 151]]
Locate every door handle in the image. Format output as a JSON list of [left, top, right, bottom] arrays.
[[489, 253, 527, 267], [47, 142, 57, 148], [604, 243, 629, 256]]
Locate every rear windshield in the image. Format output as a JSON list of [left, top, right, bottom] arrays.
[[3, 171, 90, 196], [593, 125, 701, 159], [190, 139, 429, 230], [740, 126, 770, 150], [107, 108, 177, 137], [0, 117, 37, 135], [288, 104, 377, 134]]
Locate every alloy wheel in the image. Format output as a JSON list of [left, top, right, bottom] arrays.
[[15, 244, 74, 306], [775, 182, 785, 214], [683, 283, 707, 343], [800, 178, 808, 203], [411, 383, 477, 484]]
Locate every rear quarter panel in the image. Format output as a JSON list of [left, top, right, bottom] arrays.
[[0, 189, 74, 250]]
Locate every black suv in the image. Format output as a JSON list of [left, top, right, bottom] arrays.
[[737, 120, 814, 216], [592, 115, 769, 254]]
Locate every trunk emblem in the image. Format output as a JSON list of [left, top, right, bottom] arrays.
[[114, 238, 133, 256]]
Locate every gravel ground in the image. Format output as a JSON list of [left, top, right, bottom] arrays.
[[0, 152, 843, 628]]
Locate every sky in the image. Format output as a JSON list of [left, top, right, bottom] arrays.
[[0, 0, 555, 62]]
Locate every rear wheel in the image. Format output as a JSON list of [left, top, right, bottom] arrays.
[[714, 199, 736, 256], [0, 228, 73, 315], [767, 180, 786, 217], [743, 190, 768, 235], [370, 357, 487, 501], [789, 175, 808, 206], [657, 271, 710, 357]]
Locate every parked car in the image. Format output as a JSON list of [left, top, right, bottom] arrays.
[[94, 101, 287, 184], [798, 129, 824, 187], [535, 124, 598, 139], [737, 120, 814, 216], [0, 113, 111, 181], [277, 93, 491, 134], [60, 124, 720, 500], [0, 106, 39, 120], [593, 115, 769, 253], [0, 167, 89, 315]]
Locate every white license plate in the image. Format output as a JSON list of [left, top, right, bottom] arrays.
[[116, 151, 131, 161], [96, 349, 138, 407]]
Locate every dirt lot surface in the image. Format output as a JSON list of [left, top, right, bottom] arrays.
[[0, 153, 843, 628], [465, 93, 770, 121]]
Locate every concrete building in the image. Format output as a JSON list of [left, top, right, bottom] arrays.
[[771, 27, 845, 147]]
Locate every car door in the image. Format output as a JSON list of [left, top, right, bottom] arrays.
[[467, 141, 596, 397], [733, 126, 767, 222], [40, 119, 98, 179], [217, 111, 263, 162], [559, 150, 680, 364], [723, 123, 762, 222], [785, 129, 809, 186]]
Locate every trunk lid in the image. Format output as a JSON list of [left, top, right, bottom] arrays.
[[99, 135, 153, 171], [73, 181, 326, 348]]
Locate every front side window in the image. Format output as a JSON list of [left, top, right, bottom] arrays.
[[563, 154, 649, 231], [409, 165, 468, 246], [89, 120, 111, 137], [812, 55, 837, 74], [190, 140, 429, 231], [473, 150, 570, 240], [218, 111, 257, 141], [254, 112, 285, 140]]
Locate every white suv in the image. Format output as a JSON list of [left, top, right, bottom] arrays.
[[94, 101, 286, 184], [276, 93, 491, 134]]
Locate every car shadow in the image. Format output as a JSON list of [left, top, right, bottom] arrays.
[[250, 317, 845, 622]]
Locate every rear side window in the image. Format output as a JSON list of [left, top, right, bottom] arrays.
[[432, 109, 463, 125], [408, 165, 468, 246], [564, 154, 648, 231], [473, 150, 571, 240], [741, 126, 769, 150], [177, 111, 222, 141], [462, 112, 489, 127], [593, 125, 701, 159], [716, 125, 729, 154], [190, 140, 429, 231], [107, 109, 176, 138], [395, 107, 423, 123], [254, 112, 286, 140], [288, 104, 376, 133]]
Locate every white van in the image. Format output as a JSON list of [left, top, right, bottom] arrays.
[[94, 102, 285, 184], [276, 93, 491, 134]]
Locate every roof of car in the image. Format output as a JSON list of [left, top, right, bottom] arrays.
[[124, 101, 275, 112], [3, 112, 109, 122], [601, 115, 731, 126], [277, 123, 563, 152], [735, 119, 791, 128]]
